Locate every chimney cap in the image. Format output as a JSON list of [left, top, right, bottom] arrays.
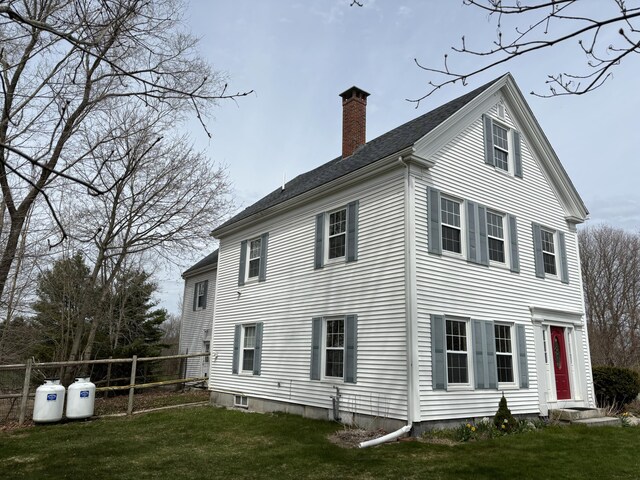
[[339, 86, 370, 100]]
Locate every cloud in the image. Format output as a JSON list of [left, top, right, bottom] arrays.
[[584, 196, 640, 232]]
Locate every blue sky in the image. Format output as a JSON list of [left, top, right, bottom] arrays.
[[158, 1, 639, 314]]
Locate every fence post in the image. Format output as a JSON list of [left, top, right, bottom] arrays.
[[18, 358, 33, 426], [127, 355, 137, 415], [105, 356, 112, 399]]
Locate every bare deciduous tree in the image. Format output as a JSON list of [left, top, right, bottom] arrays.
[[0, 0, 249, 306], [59, 110, 232, 363], [407, 1, 640, 105], [580, 225, 640, 368]]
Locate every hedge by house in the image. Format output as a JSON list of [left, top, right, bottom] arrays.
[[592, 366, 640, 408]]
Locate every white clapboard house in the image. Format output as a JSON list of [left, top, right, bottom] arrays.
[[178, 250, 218, 381], [208, 73, 594, 431]]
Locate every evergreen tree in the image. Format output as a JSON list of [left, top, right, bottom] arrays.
[[30, 255, 166, 365], [31, 254, 98, 362]]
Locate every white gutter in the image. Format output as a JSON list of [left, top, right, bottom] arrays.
[[359, 156, 420, 448]]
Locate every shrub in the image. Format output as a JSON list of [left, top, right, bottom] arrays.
[[493, 394, 518, 433], [592, 366, 640, 408]]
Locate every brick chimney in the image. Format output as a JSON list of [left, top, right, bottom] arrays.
[[340, 86, 370, 158]]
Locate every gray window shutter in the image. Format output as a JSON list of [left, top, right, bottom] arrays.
[[431, 314, 446, 390], [532, 223, 545, 278], [310, 317, 322, 380], [427, 187, 442, 255], [314, 214, 324, 270], [345, 314, 357, 383], [346, 200, 359, 263], [508, 214, 520, 273], [259, 232, 269, 282], [238, 240, 247, 286], [513, 130, 523, 178], [483, 114, 495, 166], [467, 201, 478, 263], [516, 324, 529, 388], [468, 202, 489, 266], [485, 321, 497, 389], [558, 231, 569, 284], [232, 324, 241, 374], [477, 205, 489, 266], [253, 322, 263, 375], [202, 280, 208, 309], [192, 283, 198, 311], [473, 320, 497, 389]]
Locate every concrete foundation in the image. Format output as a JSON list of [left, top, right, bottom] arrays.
[[210, 391, 406, 432]]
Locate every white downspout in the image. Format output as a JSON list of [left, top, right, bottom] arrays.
[[358, 424, 413, 448], [359, 156, 418, 448]]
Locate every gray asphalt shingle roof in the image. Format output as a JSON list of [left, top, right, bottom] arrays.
[[214, 77, 502, 233], [182, 249, 218, 277]]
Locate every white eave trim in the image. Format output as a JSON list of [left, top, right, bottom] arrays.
[[404, 152, 436, 169]]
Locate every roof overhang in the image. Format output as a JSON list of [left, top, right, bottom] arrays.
[[212, 145, 418, 238]]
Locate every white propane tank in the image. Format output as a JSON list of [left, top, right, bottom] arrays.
[[66, 377, 96, 420], [33, 379, 65, 423]]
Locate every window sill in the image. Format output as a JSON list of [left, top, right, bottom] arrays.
[[498, 384, 519, 391], [325, 256, 346, 266], [319, 377, 345, 384], [445, 385, 473, 392], [489, 261, 510, 271], [492, 166, 513, 178], [441, 250, 466, 261]]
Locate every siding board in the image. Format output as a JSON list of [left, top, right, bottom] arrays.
[[211, 171, 409, 419], [415, 101, 590, 421]]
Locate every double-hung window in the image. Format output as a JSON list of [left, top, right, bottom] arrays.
[[540, 229, 556, 275], [325, 318, 345, 378], [486, 211, 505, 263], [492, 122, 509, 171], [328, 209, 347, 260], [248, 238, 262, 278], [446, 319, 468, 384], [310, 315, 357, 383], [532, 223, 569, 282], [441, 197, 462, 254], [482, 114, 523, 178], [193, 280, 208, 310], [494, 324, 514, 384], [242, 325, 256, 372], [232, 323, 263, 375], [314, 201, 359, 269], [238, 233, 269, 286]]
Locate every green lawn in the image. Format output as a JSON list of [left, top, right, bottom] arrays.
[[1, 406, 640, 479]]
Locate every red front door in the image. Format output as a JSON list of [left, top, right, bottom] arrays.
[[550, 326, 571, 400]]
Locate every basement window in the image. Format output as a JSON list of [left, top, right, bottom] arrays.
[[234, 395, 248, 408]]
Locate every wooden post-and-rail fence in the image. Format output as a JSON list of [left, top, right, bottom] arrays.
[[0, 352, 209, 426]]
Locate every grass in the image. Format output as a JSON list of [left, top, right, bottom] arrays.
[[1, 406, 640, 479]]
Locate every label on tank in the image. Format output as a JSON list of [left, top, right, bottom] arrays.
[[80, 390, 89, 398], [47, 393, 57, 401]]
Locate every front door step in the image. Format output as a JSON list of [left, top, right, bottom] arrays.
[[572, 417, 621, 427], [549, 408, 620, 426]]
